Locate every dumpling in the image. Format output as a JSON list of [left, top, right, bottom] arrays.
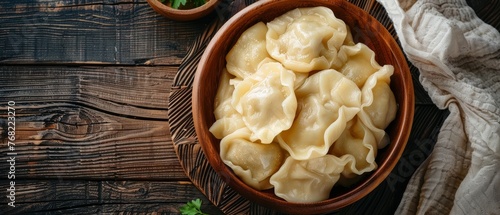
[[211, 5, 399, 202], [209, 69, 245, 139], [266, 6, 348, 73], [231, 62, 298, 144], [343, 25, 355, 46], [213, 68, 236, 119], [220, 128, 286, 190], [277, 69, 361, 160], [334, 43, 382, 88], [255, 57, 309, 90], [291, 68, 309, 90], [329, 117, 378, 183], [269, 155, 348, 203], [357, 65, 397, 148], [226, 22, 271, 80]]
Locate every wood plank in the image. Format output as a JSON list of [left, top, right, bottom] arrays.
[[0, 66, 174, 118], [0, 179, 223, 214], [0, 66, 187, 180], [0, 0, 213, 65]]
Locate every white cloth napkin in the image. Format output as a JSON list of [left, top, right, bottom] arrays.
[[376, 0, 500, 214]]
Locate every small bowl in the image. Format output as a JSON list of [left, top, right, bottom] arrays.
[[146, 0, 221, 21], [193, 0, 414, 214]]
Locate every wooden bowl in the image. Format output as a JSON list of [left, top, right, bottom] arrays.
[[146, 0, 221, 21], [193, 0, 414, 214]]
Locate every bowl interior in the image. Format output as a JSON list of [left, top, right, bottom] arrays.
[[193, 0, 414, 214], [147, 0, 220, 21]]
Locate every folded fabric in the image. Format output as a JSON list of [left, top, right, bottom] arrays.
[[376, 0, 500, 214]]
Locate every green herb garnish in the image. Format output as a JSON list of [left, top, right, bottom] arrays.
[[179, 198, 209, 215], [160, 0, 207, 9], [171, 0, 187, 9]]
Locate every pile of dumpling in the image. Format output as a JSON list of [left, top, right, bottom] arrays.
[[209, 6, 397, 203]]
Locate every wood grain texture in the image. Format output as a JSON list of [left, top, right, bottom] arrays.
[[0, 66, 185, 180], [0, 179, 223, 214], [0, 0, 212, 65], [0, 0, 496, 214]]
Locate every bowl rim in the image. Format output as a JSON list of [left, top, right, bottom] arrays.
[[192, 0, 415, 213]]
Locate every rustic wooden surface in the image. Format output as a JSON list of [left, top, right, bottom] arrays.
[[0, 0, 498, 214]]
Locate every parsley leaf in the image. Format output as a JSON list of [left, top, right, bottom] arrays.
[[162, 0, 206, 9], [179, 199, 208, 215], [170, 0, 187, 9]]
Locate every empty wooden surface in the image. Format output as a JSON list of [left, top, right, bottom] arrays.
[[0, 0, 498, 214]]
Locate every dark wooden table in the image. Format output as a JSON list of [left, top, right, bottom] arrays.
[[0, 0, 498, 214]]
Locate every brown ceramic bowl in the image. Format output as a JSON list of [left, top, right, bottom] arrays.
[[146, 0, 221, 21], [193, 0, 414, 214]]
